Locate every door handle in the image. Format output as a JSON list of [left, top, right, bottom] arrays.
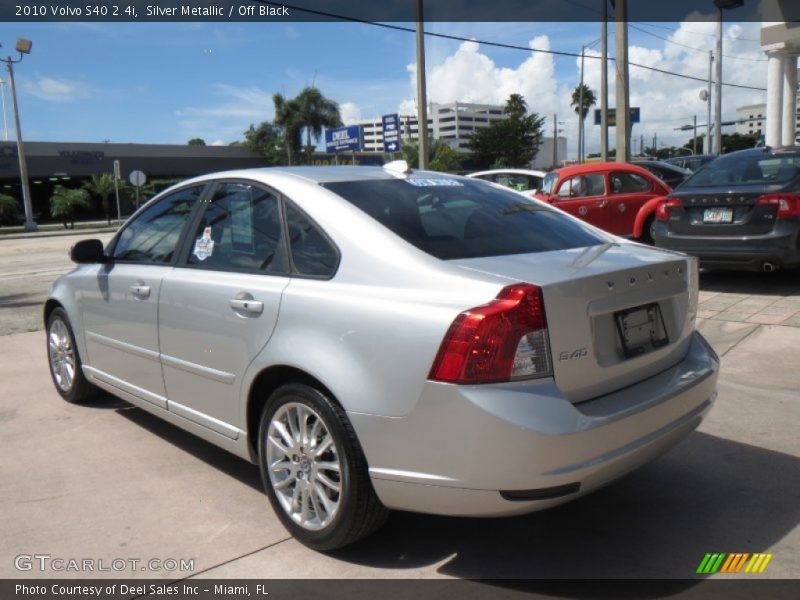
[[597, 200, 609, 208], [129, 284, 151, 299], [229, 297, 264, 316]]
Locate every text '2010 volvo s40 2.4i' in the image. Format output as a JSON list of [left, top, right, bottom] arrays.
[[45, 162, 719, 550]]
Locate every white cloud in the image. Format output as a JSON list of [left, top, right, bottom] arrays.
[[209, 139, 225, 146], [400, 20, 768, 159], [175, 84, 274, 144], [339, 101, 362, 124], [23, 76, 88, 102]]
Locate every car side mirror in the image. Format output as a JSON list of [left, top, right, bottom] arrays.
[[70, 239, 108, 264]]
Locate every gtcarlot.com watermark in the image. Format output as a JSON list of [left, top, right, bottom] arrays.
[[14, 554, 195, 573]]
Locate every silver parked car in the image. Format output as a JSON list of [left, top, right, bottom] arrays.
[[46, 164, 719, 550]]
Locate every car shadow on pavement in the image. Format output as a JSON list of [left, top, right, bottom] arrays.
[[117, 406, 263, 492], [700, 269, 800, 296], [110, 407, 798, 586], [331, 431, 799, 584]]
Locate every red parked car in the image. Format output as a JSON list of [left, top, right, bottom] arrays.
[[533, 162, 671, 242]]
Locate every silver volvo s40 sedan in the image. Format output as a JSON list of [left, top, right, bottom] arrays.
[[45, 163, 719, 550]]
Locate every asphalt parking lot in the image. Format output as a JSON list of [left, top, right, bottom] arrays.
[[0, 231, 798, 581]]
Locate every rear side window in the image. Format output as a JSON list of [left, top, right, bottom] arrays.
[[187, 182, 287, 274], [284, 202, 339, 278], [323, 178, 603, 261], [557, 173, 606, 198], [610, 172, 651, 193]]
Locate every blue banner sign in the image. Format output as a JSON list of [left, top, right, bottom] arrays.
[[382, 114, 401, 154], [325, 125, 362, 153]]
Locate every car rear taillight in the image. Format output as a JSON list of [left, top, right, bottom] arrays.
[[757, 194, 800, 219], [656, 197, 682, 221], [429, 283, 552, 384]]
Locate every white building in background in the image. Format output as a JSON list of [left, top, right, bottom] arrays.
[[348, 101, 564, 168], [735, 93, 800, 142], [761, 4, 800, 147], [351, 102, 508, 153]]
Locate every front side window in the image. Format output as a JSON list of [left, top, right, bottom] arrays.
[[113, 186, 203, 263], [557, 173, 606, 198], [610, 172, 651, 194], [187, 182, 286, 274]]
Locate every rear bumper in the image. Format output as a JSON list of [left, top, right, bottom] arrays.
[[653, 221, 800, 270], [350, 332, 719, 517]]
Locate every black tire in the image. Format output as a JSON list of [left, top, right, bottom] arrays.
[[46, 307, 97, 404], [257, 383, 388, 551], [641, 215, 656, 245]]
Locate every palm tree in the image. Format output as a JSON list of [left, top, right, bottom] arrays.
[[399, 138, 461, 172], [0, 193, 20, 225], [571, 83, 597, 162], [50, 186, 90, 229], [296, 87, 342, 158], [82, 173, 117, 224], [273, 93, 303, 166]]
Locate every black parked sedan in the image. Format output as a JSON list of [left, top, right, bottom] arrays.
[[664, 154, 718, 172], [634, 160, 692, 189], [653, 147, 800, 271]]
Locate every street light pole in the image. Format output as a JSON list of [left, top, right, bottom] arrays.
[[707, 50, 713, 154], [3, 39, 35, 231], [615, 0, 631, 162], [0, 78, 8, 140], [714, 7, 723, 155], [693, 115, 698, 155], [713, 0, 744, 155]]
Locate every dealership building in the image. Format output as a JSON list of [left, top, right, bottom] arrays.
[[0, 141, 266, 223]]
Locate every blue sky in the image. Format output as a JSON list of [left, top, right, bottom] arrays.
[[0, 19, 767, 156]]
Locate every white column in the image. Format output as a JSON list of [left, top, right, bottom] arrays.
[[766, 52, 785, 148], [782, 54, 798, 146]]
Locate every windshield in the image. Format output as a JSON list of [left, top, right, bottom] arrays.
[[683, 152, 800, 187], [323, 177, 603, 261], [540, 172, 558, 195]]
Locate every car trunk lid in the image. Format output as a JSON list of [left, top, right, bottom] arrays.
[[666, 186, 783, 236], [451, 243, 697, 403]]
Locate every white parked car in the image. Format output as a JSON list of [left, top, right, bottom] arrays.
[[468, 168, 548, 194]]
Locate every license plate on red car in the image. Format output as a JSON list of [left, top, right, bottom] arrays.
[[703, 207, 733, 223]]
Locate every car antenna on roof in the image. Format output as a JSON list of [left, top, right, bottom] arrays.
[[383, 160, 410, 178]]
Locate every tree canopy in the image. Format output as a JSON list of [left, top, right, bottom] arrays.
[[187, 138, 206, 146], [273, 86, 342, 165], [82, 173, 117, 224], [244, 122, 287, 165], [571, 84, 597, 120], [466, 94, 545, 169]]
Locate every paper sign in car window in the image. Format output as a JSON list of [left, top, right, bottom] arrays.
[[193, 226, 215, 261]]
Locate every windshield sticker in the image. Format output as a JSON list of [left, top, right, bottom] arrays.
[[192, 226, 215, 261], [406, 178, 464, 187]]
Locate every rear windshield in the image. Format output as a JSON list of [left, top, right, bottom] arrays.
[[684, 153, 800, 187], [323, 177, 603, 260]]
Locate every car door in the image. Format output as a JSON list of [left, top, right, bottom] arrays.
[[79, 185, 205, 407], [157, 181, 291, 438], [606, 170, 658, 236], [552, 172, 610, 231]]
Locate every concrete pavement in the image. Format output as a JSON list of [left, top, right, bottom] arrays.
[[0, 318, 797, 580]]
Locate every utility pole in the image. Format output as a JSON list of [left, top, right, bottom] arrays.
[[614, 0, 631, 162], [578, 46, 585, 163], [714, 8, 723, 155], [415, 0, 429, 170], [600, 0, 609, 161], [693, 115, 698, 155], [552, 113, 558, 169]]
